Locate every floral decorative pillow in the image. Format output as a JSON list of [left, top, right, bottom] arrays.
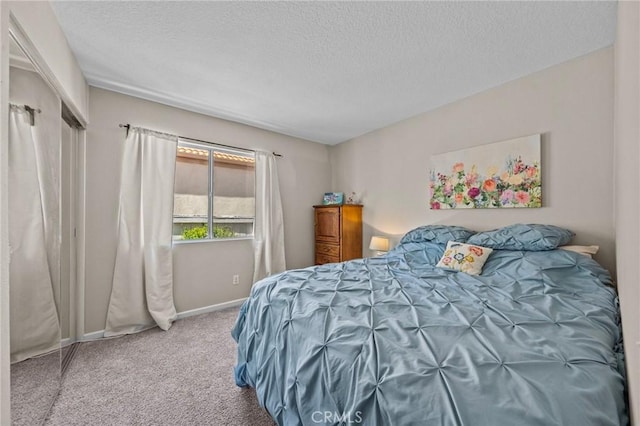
[[436, 241, 493, 275]]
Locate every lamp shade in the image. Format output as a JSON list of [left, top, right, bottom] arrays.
[[369, 236, 390, 252]]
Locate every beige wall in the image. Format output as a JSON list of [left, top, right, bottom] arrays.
[[330, 47, 616, 274], [84, 87, 331, 333], [614, 2, 640, 422]]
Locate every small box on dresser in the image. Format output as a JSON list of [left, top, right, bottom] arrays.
[[313, 204, 363, 265]]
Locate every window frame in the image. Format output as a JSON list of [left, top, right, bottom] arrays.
[[173, 138, 255, 243]]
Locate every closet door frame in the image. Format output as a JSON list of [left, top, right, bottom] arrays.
[[8, 11, 88, 346], [0, 4, 11, 424], [1, 12, 88, 423]]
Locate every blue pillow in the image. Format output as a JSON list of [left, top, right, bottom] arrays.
[[399, 225, 476, 245], [466, 224, 574, 251]]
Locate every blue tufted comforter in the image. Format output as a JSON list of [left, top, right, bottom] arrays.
[[232, 241, 627, 425]]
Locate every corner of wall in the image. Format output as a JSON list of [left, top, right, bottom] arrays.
[[327, 143, 338, 190], [614, 1, 640, 422]]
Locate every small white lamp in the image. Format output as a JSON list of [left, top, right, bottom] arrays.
[[369, 236, 390, 257]]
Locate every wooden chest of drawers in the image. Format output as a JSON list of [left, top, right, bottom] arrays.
[[314, 204, 363, 265]]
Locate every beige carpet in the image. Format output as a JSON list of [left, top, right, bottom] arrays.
[[44, 307, 274, 425], [11, 351, 60, 426]]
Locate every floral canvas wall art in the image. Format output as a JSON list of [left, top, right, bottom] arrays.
[[429, 134, 541, 209]]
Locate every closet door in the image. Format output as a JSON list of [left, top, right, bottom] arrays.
[[9, 65, 62, 426]]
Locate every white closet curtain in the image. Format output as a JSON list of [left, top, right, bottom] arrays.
[[105, 128, 178, 337], [8, 105, 60, 362], [253, 151, 286, 283]]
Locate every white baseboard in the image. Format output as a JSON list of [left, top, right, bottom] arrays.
[[77, 298, 247, 341], [80, 330, 105, 342], [59, 329, 105, 347], [176, 297, 247, 320]]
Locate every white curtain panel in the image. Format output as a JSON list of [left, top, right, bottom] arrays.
[[253, 151, 286, 283], [8, 106, 60, 362], [105, 128, 178, 337]]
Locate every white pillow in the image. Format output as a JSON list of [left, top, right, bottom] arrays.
[[559, 245, 599, 258], [436, 241, 493, 275]]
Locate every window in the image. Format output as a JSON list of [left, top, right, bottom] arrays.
[[173, 139, 255, 241]]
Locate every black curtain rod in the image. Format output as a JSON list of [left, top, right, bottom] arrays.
[[10, 103, 41, 126], [118, 123, 283, 158]]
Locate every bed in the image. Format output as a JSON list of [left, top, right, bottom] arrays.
[[232, 224, 627, 425]]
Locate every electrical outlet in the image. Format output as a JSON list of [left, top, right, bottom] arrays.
[[232, 274, 240, 285]]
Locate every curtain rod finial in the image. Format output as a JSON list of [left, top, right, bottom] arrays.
[[119, 123, 131, 137]]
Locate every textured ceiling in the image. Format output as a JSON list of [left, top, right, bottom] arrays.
[[51, 1, 616, 145]]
